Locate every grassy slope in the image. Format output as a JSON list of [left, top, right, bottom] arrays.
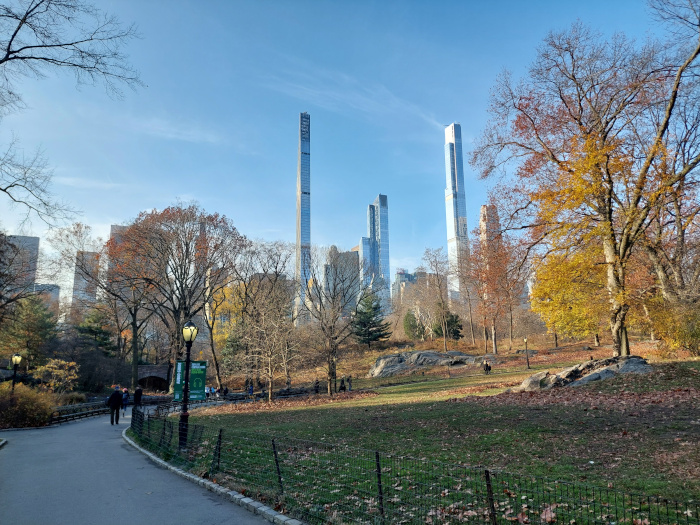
[[193, 343, 700, 501]]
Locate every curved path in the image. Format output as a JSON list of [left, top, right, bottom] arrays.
[[0, 412, 269, 525]]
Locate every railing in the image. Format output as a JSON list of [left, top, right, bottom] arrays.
[[50, 401, 109, 424], [130, 411, 699, 524]]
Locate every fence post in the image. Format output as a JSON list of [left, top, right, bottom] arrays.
[[272, 439, 284, 494], [210, 428, 223, 478], [484, 469, 498, 525], [375, 451, 385, 519]]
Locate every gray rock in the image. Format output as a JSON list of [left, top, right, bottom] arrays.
[[368, 350, 481, 377], [513, 355, 653, 391]]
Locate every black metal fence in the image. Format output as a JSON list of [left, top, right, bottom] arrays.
[[129, 410, 698, 524]]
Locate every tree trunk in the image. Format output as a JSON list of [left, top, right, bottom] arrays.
[[554, 331, 558, 348], [483, 322, 488, 353], [491, 319, 498, 354], [442, 315, 448, 352], [466, 288, 476, 346], [207, 324, 222, 389], [508, 304, 513, 351], [131, 315, 139, 390], [594, 333, 600, 346], [610, 304, 630, 356]]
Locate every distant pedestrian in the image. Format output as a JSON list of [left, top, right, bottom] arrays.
[[483, 361, 491, 375], [248, 383, 254, 396], [133, 386, 143, 408], [107, 387, 122, 425], [223, 386, 228, 396], [339, 377, 346, 392], [122, 388, 130, 417], [313, 379, 319, 394], [347, 376, 352, 392], [205, 386, 210, 399]]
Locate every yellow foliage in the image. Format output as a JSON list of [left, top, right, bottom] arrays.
[[530, 248, 608, 338]]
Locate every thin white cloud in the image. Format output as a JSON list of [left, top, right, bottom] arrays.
[[54, 177, 124, 190], [132, 116, 225, 144], [262, 60, 443, 131]]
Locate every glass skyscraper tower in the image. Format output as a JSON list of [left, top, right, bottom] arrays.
[[359, 194, 390, 306], [295, 112, 311, 319], [444, 123, 469, 300]]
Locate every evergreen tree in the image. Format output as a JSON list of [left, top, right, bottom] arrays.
[[4, 295, 56, 369], [351, 294, 392, 349], [403, 310, 423, 341], [433, 312, 463, 341]]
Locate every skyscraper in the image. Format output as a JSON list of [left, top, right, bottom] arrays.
[[295, 112, 311, 320], [359, 194, 390, 306], [71, 250, 99, 319], [444, 123, 469, 301], [7, 235, 40, 289]]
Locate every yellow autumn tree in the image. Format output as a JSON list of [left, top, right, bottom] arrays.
[[472, 15, 700, 356], [530, 249, 608, 341]]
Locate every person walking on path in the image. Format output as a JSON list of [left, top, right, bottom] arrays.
[[107, 387, 122, 425], [122, 388, 130, 417], [133, 386, 143, 410]]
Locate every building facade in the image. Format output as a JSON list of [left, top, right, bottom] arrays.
[[444, 123, 469, 301], [391, 268, 417, 305], [71, 250, 100, 320], [295, 112, 311, 321], [7, 235, 40, 290], [359, 194, 390, 307]]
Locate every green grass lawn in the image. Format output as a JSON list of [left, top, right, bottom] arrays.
[[191, 360, 700, 502]]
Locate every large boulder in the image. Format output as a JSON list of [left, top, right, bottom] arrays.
[[368, 350, 479, 378], [510, 356, 652, 392]]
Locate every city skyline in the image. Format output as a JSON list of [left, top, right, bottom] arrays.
[[0, 1, 656, 291]]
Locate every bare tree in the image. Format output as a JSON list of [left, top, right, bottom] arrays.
[[302, 245, 369, 395], [49, 222, 155, 389], [229, 241, 297, 401], [0, 0, 141, 224], [420, 248, 451, 352], [131, 204, 246, 391]]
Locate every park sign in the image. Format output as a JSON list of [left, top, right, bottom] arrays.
[[173, 360, 207, 401]]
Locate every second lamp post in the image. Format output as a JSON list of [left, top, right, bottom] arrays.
[[178, 320, 198, 450]]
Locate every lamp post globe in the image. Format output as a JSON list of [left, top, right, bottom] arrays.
[[179, 320, 198, 450], [11, 353, 22, 393]]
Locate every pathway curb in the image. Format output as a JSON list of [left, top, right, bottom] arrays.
[[122, 428, 301, 525]]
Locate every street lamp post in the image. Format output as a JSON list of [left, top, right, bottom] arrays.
[[179, 320, 198, 451], [524, 338, 530, 369], [11, 354, 22, 393]]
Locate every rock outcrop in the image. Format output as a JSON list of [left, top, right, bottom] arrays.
[[509, 356, 653, 392], [368, 350, 485, 378]]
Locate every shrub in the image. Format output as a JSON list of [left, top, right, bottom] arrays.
[[0, 383, 54, 429], [54, 392, 87, 405]]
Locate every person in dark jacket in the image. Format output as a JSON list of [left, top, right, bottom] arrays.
[[107, 387, 123, 425], [133, 387, 143, 409], [121, 388, 130, 417]]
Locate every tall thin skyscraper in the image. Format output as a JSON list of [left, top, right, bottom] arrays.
[[444, 123, 469, 301], [295, 112, 311, 320], [359, 194, 390, 306]]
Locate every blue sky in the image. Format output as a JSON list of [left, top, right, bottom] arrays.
[[1, 0, 655, 286]]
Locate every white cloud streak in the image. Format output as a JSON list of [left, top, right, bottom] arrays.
[[262, 60, 443, 131]]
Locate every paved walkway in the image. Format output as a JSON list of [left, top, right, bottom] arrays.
[[0, 412, 269, 525]]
